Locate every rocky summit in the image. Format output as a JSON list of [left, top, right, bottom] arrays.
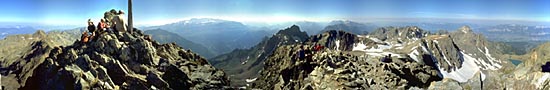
[[245, 25, 531, 89], [0, 29, 81, 90], [251, 29, 442, 89], [1, 29, 229, 89], [251, 44, 442, 89]]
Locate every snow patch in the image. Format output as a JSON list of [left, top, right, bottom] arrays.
[[536, 73, 550, 88], [257, 53, 262, 58], [408, 48, 420, 62], [472, 47, 502, 70], [246, 78, 258, 82], [335, 40, 341, 51], [363, 45, 392, 52], [241, 56, 250, 65], [438, 51, 483, 82], [352, 43, 367, 51], [420, 43, 429, 53], [367, 36, 383, 43]]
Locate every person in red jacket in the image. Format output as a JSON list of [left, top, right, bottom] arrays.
[[97, 18, 107, 33]]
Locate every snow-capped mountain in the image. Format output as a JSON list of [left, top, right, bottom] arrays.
[[349, 26, 504, 82], [143, 18, 271, 57]]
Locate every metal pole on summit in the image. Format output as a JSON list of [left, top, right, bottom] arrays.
[[128, 0, 133, 33]]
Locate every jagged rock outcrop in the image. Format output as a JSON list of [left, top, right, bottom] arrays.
[[251, 42, 441, 89], [449, 26, 504, 70], [248, 25, 509, 89], [250, 28, 443, 89], [369, 26, 428, 43], [14, 29, 229, 89], [210, 25, 308, 86], [0, 29, 80, 90], [308, 30, 357, 51], [495, 42, 550, 90], [144, 29, 216, 58]]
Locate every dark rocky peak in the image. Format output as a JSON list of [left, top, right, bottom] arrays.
[[254, 25, 309, 63], [308, 30, 357, 51], [32, 30, 47, 37], [424, 35, 464, 72], [449, 26, 490, 47], [209, 25, 309, 87], [458, 25, 473, 34], [275, 25, 308, 37], [268, 25, 309, 47], [369, 26, 428, 42], [258, 25, 308, 59]]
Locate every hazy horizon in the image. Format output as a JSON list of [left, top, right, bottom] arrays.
[[0, 0, 548, 27]]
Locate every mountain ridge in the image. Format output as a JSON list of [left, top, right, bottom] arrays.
[[210, 25, 308, 86], [144, 29, 216, 58]]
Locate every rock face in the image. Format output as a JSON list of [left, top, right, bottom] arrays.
[[210, 25, 308, 86], [497, 42, 550, 90], [0, 29, 80, 90], [337, 26, 503, 79], [251, 29, 443, 89], [309, 30, 358, 51], [249, 25, 510, 89], [3, 29, 229, 89], [369, 26, 427, 43], [144, 29, 216, 58]]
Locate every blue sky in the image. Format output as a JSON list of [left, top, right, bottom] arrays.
[[0, 0, 549, 26]]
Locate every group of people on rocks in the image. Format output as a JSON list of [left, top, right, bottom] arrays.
[[380, 54, 392, 63], [295, 43, 325, 62], [81, 10, 128, 43]]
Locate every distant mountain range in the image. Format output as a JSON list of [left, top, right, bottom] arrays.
[[476, 24, 550, 42], [2, 18, 550, 89], [144, 29, 216, 58], [143, 18, 272, 57], [3, 18, 549, 58], [0, 26, 37, 39], [139, 18, 550, 60], [322, 20, 378, 35]]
